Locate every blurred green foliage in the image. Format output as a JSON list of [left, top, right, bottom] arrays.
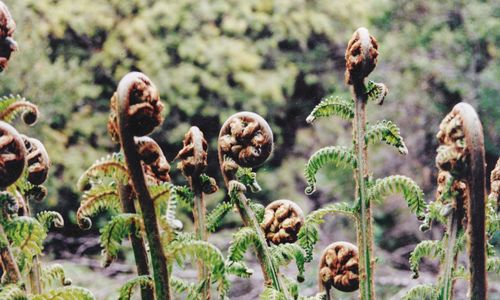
[[0, 0, 498, 234]]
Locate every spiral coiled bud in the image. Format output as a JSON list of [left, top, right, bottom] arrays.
[[108, 72, 164, 142], [22, 135, 50, 185], [218, 112, 273, 169], [319, 241, 359, 293], [0, 121, 26, 188], [135, 136, 170, 183], [0, 191, 18, 215], [0, 1, 17, 72], [261, 199, 304, 244], [345, 27, 378, 85], [176, 126, 208, 177]]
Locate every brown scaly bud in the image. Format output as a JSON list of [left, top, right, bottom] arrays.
[[319, 241, 359, 293], [107, 93, 120, 143], [0, 191, 18, 215], [176, 126, 208, 178], [345, 27, 378, 85], [0, 1, 16, 72], [135, 136, 170, 183], [218, 112, 273, 169], [21, 135, 51, 185], [0, 121, 26, 188], [25, 185, 48, 203], [261, 199, 304, 245], [115, 72, 164, 138]]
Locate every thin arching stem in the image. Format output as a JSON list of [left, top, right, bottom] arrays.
[[118, 183, 154, 300]]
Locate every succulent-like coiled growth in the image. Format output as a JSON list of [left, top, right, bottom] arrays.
[[218, 112, 273, 171], [21, 135, 51, 185], [135, 136, 170, 183], [0, 1, 17, 72], [261, 199, 304, 245], [176, 126, 208, 178], [345, 27, 378, 85], [0, 121, 26, 188], [319, 242, 359, 293]]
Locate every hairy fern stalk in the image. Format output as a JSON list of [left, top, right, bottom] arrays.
[[301, 28, 425, 299]]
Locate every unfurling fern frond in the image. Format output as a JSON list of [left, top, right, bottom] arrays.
[[77, 184, 121, 230], [228, 227, 259, 262], [487, 257, 500, 274], [76, 153, 127, 191], [402, 284, 438, 300], [118, 275, 153, 300], [366, 120, 408, 154], [368, 175, 426, 217], [304, 146, 356, 195], [298, 202, 354, 261], [0, 284, 27, 300], [41, 264, 71, 287], [270, 243, 306, 282], [170, 276, 198, 298], [5, 216, 46, 267], [36, 211, 64, 232], [160, 187, 183, 231], [173, 185, 194, 208], [409, 240, 444, 279], [249, 200, 265, 223], [207, 201, 233, 232], [306, 95, 354, 123], [0, 94, 39, 125], [226, 260, 253, 278], [31, 286, 95, 300], [365, 80, 388, 105], [260, 287, 287, 300], [100, 213, 140, 267], [486, 196, 499, 236]]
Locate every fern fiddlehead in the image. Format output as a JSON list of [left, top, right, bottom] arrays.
[[261, 199, 304, 245], [0, 1, 17, 72], [176, 126, 217, 299], [111, 71, 170, 299], [318, 242, 359, 297], [218, 112, 288, 296]]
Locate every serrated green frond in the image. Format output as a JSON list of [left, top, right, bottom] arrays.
[[270, 243, 306, 281], [402, 284, 438, 300], [118, 275, 153, 300], [170, 276, 198, 298], [366, 120, 408, 154], [260, 287, 287, 300], [305, 202, 356, 225], [365, 81, 388, 105], [487, 257, 500, 274], [452, 265, 468, 280], [5, 216, 46, 269], [31, 287, 95, 300], [0, 284, 27, 300], [41, 264, 71, 288], [236, 167, 261, 192], [368, 175, 426, 217], [409, 240, 443, 278], [169, 240, 225, 271], [99, 213, 140, 267], [207, 201, 233, 232], [77, 153, 127, 191], [486, 196, 499, 236], [304, 146, 356, 195], [297, 222, 319, 262], [173, 185, 194, 208], [0, 94, 38, 124], [299, 293, 327, 300], [36, 211, 64, 232], [306, 95, 354, 123], [250, 201, 265, 223], [77, 184, 121, 229], [159, 186, 183, 231], [282, 276, 299, 299], [228, 227, 259, 262], [226, 261, 253, 278]]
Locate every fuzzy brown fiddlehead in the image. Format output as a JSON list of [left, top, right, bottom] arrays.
[[219, 112, 273, 170], [345, 28, 378, 86], [261, 199, 304, 245], [135, 136, 171, 183], [319, 242, 359, 294], [114, 71, 170, 300], [0, 121, 26, 188], [0, 1, 17, 72], [21, 135, 50, 186]]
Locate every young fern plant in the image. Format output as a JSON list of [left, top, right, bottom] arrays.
[[213, 112, 313, 299], [298, 28, 425, 300], [0, 2, 94, 299], [405, 103, 498, 299]]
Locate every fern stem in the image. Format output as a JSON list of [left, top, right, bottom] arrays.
[[118, 183, 154, 300], [453, 103, 487, 299], [0, 224, 21, 284], [190, 175, 211, 299], [441, 207, 459, 300], [352, 78, 375, 299]]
